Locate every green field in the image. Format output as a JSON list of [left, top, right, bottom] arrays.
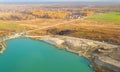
[[87, 12, 120, 23], [0, 21, 24, 30]]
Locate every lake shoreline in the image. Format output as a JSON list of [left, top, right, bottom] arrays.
[[0, 35, 120, 72], [31, 35, 120, 72]]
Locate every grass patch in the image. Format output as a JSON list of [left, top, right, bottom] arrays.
[[0, 21, 25, 37], [87, 12, 120, 23], [0, 22, 24, 31]]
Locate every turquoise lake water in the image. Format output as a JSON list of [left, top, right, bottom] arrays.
[[0, 38, 94, 72]]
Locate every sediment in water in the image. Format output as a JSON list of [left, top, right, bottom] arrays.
[[0, 42, 6, 54]]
